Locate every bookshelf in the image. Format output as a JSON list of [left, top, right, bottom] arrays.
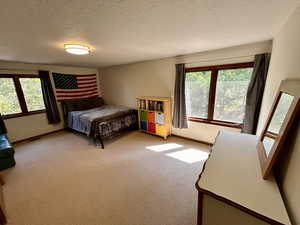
[[137, 96, 172, 139]]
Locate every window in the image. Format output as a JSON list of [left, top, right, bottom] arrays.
[[0, 78, 22, 115], [185, 62, 254, 127], [0, 74, 45, 119], [20, 78, 45, 111], [186, 71, 211, 118]]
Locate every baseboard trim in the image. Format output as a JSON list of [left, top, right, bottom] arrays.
[[11, 129, 213, 146], [12, 129, 65, 145], [171, 134, 213, 146]]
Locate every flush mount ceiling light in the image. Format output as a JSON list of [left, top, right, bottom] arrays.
[[64, 44, 90, 55]]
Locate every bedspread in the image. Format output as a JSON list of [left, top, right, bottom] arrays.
[[67, 105, 134, 136]]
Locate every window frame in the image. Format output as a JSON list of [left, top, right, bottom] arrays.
[[185, 62, 254, 128], [0, 74, 46, 119]]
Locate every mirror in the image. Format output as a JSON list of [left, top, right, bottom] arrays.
[[257, 79, 300, 179], [262, 93, 294, 156]]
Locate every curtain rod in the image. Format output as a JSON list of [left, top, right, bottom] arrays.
[[183, 54, 256, 65]]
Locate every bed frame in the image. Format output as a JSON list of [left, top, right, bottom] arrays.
[[61, 97, 138, 149]]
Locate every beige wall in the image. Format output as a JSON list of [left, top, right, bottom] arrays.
[[0, 61, 99, 142], [257, 5, 300, 225], [101, 41, 272, 143]]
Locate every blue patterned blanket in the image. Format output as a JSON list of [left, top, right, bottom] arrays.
[[67, 105, 135, 136]]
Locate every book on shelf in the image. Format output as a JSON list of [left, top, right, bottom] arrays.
[[137, 96, 171, 139], [139, 99, 164, 111]]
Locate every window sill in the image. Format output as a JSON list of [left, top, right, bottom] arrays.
[[188, 117, 242, 129], [3, 110, 46, 120]]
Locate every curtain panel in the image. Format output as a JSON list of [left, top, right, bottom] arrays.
[[0, 114, 7, 134], [242, 53, 271, 134], [39, 70, 61, 124], [172, 64, 188, 128]]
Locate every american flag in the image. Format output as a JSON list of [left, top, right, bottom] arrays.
[[52, 73, 99, 101]]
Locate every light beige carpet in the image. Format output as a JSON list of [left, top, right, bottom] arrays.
[[2, 131, 210, 225]]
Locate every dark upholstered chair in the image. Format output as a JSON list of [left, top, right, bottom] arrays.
[[0, 114, 15, 171]]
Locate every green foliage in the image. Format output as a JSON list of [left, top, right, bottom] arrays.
[[20, 78, 45, 111], [186, 71, 211, 118], [186, 68, 253, 123], [0, 78, 45, 115], [218, 68, 252, 81], [0, 78, 21, 115]]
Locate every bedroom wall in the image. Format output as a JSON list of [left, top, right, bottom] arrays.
[[101, 41, 272, 143], [0, 61, 100, 142], [257, 4, 300, 224]]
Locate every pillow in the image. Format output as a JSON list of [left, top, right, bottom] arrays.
[[62, 97, 104, 115], [73, 97, 104, 111]]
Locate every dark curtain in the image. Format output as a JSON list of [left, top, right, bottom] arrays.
[[242, 53, 271, 134], [39, 70, 61, 124], [0, 114, 7, 134], [172, 64, 188, 128]]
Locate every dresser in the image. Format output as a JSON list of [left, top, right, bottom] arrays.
[[196, 131, 291, 225]]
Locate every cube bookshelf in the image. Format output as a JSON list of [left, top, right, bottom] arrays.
[[137, 96, 172, 139]]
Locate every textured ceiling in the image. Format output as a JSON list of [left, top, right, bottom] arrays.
[[0, 0, 299, 68]]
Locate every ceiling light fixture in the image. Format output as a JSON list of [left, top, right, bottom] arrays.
[[64, 44, 90, 55]]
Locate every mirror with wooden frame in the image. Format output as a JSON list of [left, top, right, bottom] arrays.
[[257, 79, 300, 179]]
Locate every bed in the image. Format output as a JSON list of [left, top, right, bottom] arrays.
[[61, 97, 138, 148]]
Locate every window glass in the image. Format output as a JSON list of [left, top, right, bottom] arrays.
[[214, 68, 253, 123], [185, 71, 211, 119], [20, 78, 45, 111], [0, 78, 22, 115]]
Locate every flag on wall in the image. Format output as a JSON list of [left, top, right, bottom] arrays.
[[52, 73, 99, 101]]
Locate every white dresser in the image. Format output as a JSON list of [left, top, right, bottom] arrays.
[[196, 131, 291, 225]]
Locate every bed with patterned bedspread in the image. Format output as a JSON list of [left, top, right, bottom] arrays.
[[61, 97, 137, 148]]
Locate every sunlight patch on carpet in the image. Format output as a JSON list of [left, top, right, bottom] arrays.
[[166, 148, 209, 163], [145, 143, 183, 152]]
